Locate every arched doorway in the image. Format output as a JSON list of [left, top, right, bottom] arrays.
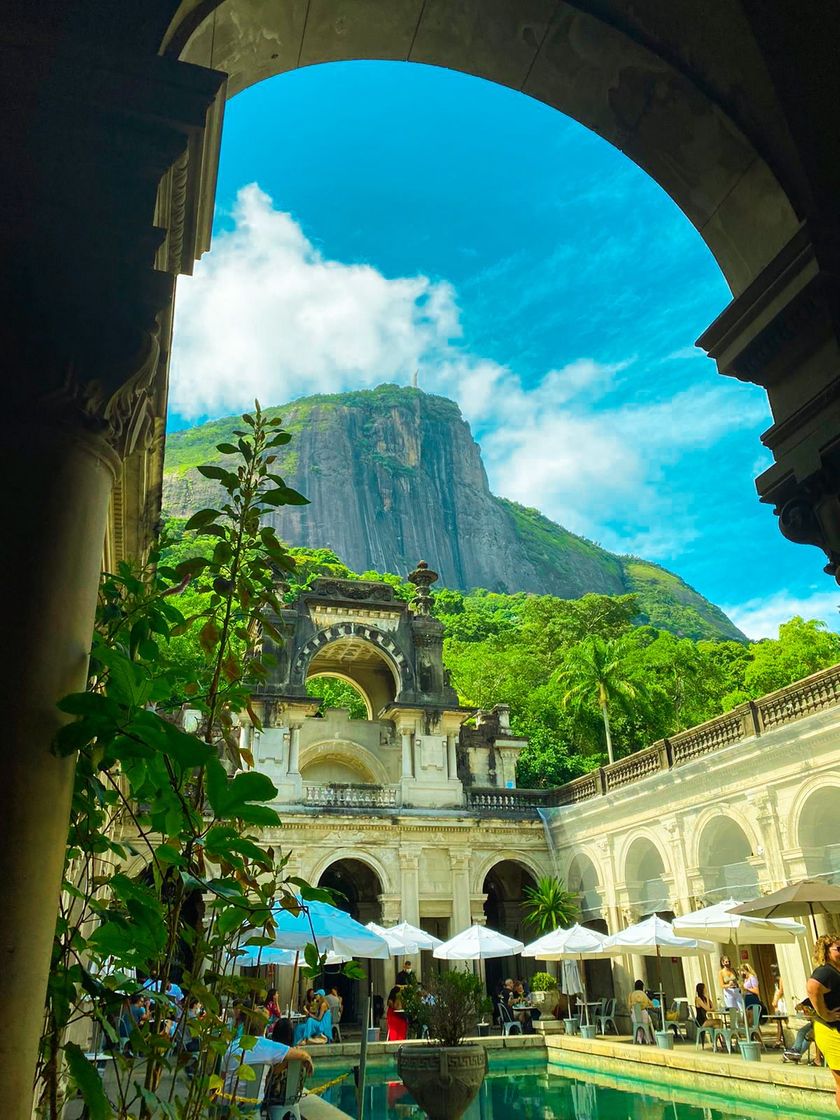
[[697, 815, 773, 996], [566, 853, 613, 1003], [482, 859, 537, 996], [623, 837, 684, 999], [317, 858, 383, 1025], [797, 788, 840, 885], [697, 816, 760, 904]]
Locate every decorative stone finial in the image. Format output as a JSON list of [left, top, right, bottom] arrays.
[[407, 560, 438, 615]]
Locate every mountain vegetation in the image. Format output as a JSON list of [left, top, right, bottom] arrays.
[[160, 529, 840, 789], [163, 385, 744, 642]]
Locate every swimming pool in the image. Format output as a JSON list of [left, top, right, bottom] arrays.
[[316, 1053, 834, 1119]]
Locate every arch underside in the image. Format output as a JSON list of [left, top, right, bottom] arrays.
[[173, 0, 799, 295], [299, 628, 405, 715]]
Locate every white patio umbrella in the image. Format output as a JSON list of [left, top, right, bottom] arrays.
[[435, 924, 524, 1001], [522, 923, 610, 1025], [234, 945, 350, 968], [365, 921, 419, 957], [388, 920, 444, 951], [433, 924, 524, 961], [604, 914, 716, 1017], [673, 898, 806, 946]]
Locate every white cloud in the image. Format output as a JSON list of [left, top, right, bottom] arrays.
[[170, 184, 768, 557], [722, 590, 840, 641]]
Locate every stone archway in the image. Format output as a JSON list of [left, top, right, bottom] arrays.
[[622, 836, 672, 919], [795, 787, 840, 885], [294, 625, 409, 714], [482, 858, 538, 995], [696, 814, 761, 904], [166, 2, 797, 296], [317, 856, 384, 1024]]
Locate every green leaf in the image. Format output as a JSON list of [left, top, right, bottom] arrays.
[[64, 1043, 111, 1120], [184, 508, 222, 531]]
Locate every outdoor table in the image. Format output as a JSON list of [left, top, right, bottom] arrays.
[[765, 1012, 788, 1049], [580, 1000, 602, 1026]]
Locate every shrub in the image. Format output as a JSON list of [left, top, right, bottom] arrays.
[[530, 972, 558, 992], [401, 971, 492, 1047]]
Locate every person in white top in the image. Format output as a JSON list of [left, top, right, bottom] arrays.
[[221, 1010, 313, 1099]]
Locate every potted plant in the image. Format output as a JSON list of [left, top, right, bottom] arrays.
[[398, 971, 491, 1120], [529, 971, 558, 1015]]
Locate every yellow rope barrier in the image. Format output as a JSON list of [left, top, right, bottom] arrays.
[[211, 1068, 351, 1106], [307, 1070, 351, 1096]]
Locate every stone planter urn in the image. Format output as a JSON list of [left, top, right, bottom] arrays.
[[397, 1044, 488, 1120], [530, 990, 556, 1017]]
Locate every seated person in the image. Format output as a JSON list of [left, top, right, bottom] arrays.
[[222, 1008, 313, 1099], [694, 982, 720, 1027], [784, 1000, 816, 1063], [628, 980, 654, 1022], [386, 985, 408, 1041], [511, 981, 540, 1034], [294, 989, 332, 1045]]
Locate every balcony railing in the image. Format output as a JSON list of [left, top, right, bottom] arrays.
[[538, 661, 840, 812], [303, 783, 398, 809]]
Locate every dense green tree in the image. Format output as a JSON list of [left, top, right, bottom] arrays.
[[553, 635, 651, 764], [743, 617, 840, 697]]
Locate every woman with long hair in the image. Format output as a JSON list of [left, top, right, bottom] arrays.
[[386, 985, 408, 1042], [807, 934, 840, 1110], [718, 955, 744, 1011]]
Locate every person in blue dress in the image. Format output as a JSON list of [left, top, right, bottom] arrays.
[[294, 989, 332, 1044]]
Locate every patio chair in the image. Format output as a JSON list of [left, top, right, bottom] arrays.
[[695, 1019, 719, 1051], [596, 998, 619, 1035], [665, 999, 691, 1042], [262, 1059, 306, 1120], [715, 1008, 745, 1054], [213, 1062, 272, 1117], [331, 1023, 342, 1042], [498, 1002, 523, 1037], [630, 1005, 655, 1045], [743, 1003, 764, 1049]]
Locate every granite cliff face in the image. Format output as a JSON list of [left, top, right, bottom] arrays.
[[163, 385, 744, 641]]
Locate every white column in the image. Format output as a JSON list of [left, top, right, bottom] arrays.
[[401, 730, 413, 779], [399, 851, 421, 927], [287, 724, 301, 775], [450, 852, 472, 934], [446, 733, 457, 780]]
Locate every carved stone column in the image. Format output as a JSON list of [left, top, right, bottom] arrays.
[[399, 850, 421, 928], [287, 724, 302, 775], [450, 851, 473, 935], [0, 43, 225, 1120]]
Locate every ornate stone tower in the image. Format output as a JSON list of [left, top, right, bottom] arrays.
[[248, 562, 471, 808]]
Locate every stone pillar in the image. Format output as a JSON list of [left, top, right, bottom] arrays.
[[399, 850, 421, 928], [450, 852, 473, 935], [288, 724, 302, 775], [0, 43, 225, 1119], [446, 733, 457, 781], [401, 729, 414, 779]]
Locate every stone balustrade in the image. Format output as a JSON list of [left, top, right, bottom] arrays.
[[303, 783, 398, 808], [296, 664, 840, 816]]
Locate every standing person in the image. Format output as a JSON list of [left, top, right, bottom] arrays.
[[386, 985, 408, 1041], [718, 956, 744, 1012], [771, 967, 787, 1016], [396, 960, 414, 986], [740, 962, 766, 1018], [806, 934, 840, 1110], [324, 986, 342, 1038]]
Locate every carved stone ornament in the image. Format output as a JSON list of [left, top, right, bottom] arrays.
[[397, 1045, 487, 1120]]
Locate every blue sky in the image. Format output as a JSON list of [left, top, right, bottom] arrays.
[[168, 61, 840, 639]]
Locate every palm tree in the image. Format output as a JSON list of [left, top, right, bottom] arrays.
[[553, 635, 647, 765], [523, 876, 580, 934]]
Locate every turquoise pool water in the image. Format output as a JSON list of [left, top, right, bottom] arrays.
[[318, 1057, 828, 1120]]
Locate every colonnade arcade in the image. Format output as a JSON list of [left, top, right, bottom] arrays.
[[6, 4, 840, 1115]]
